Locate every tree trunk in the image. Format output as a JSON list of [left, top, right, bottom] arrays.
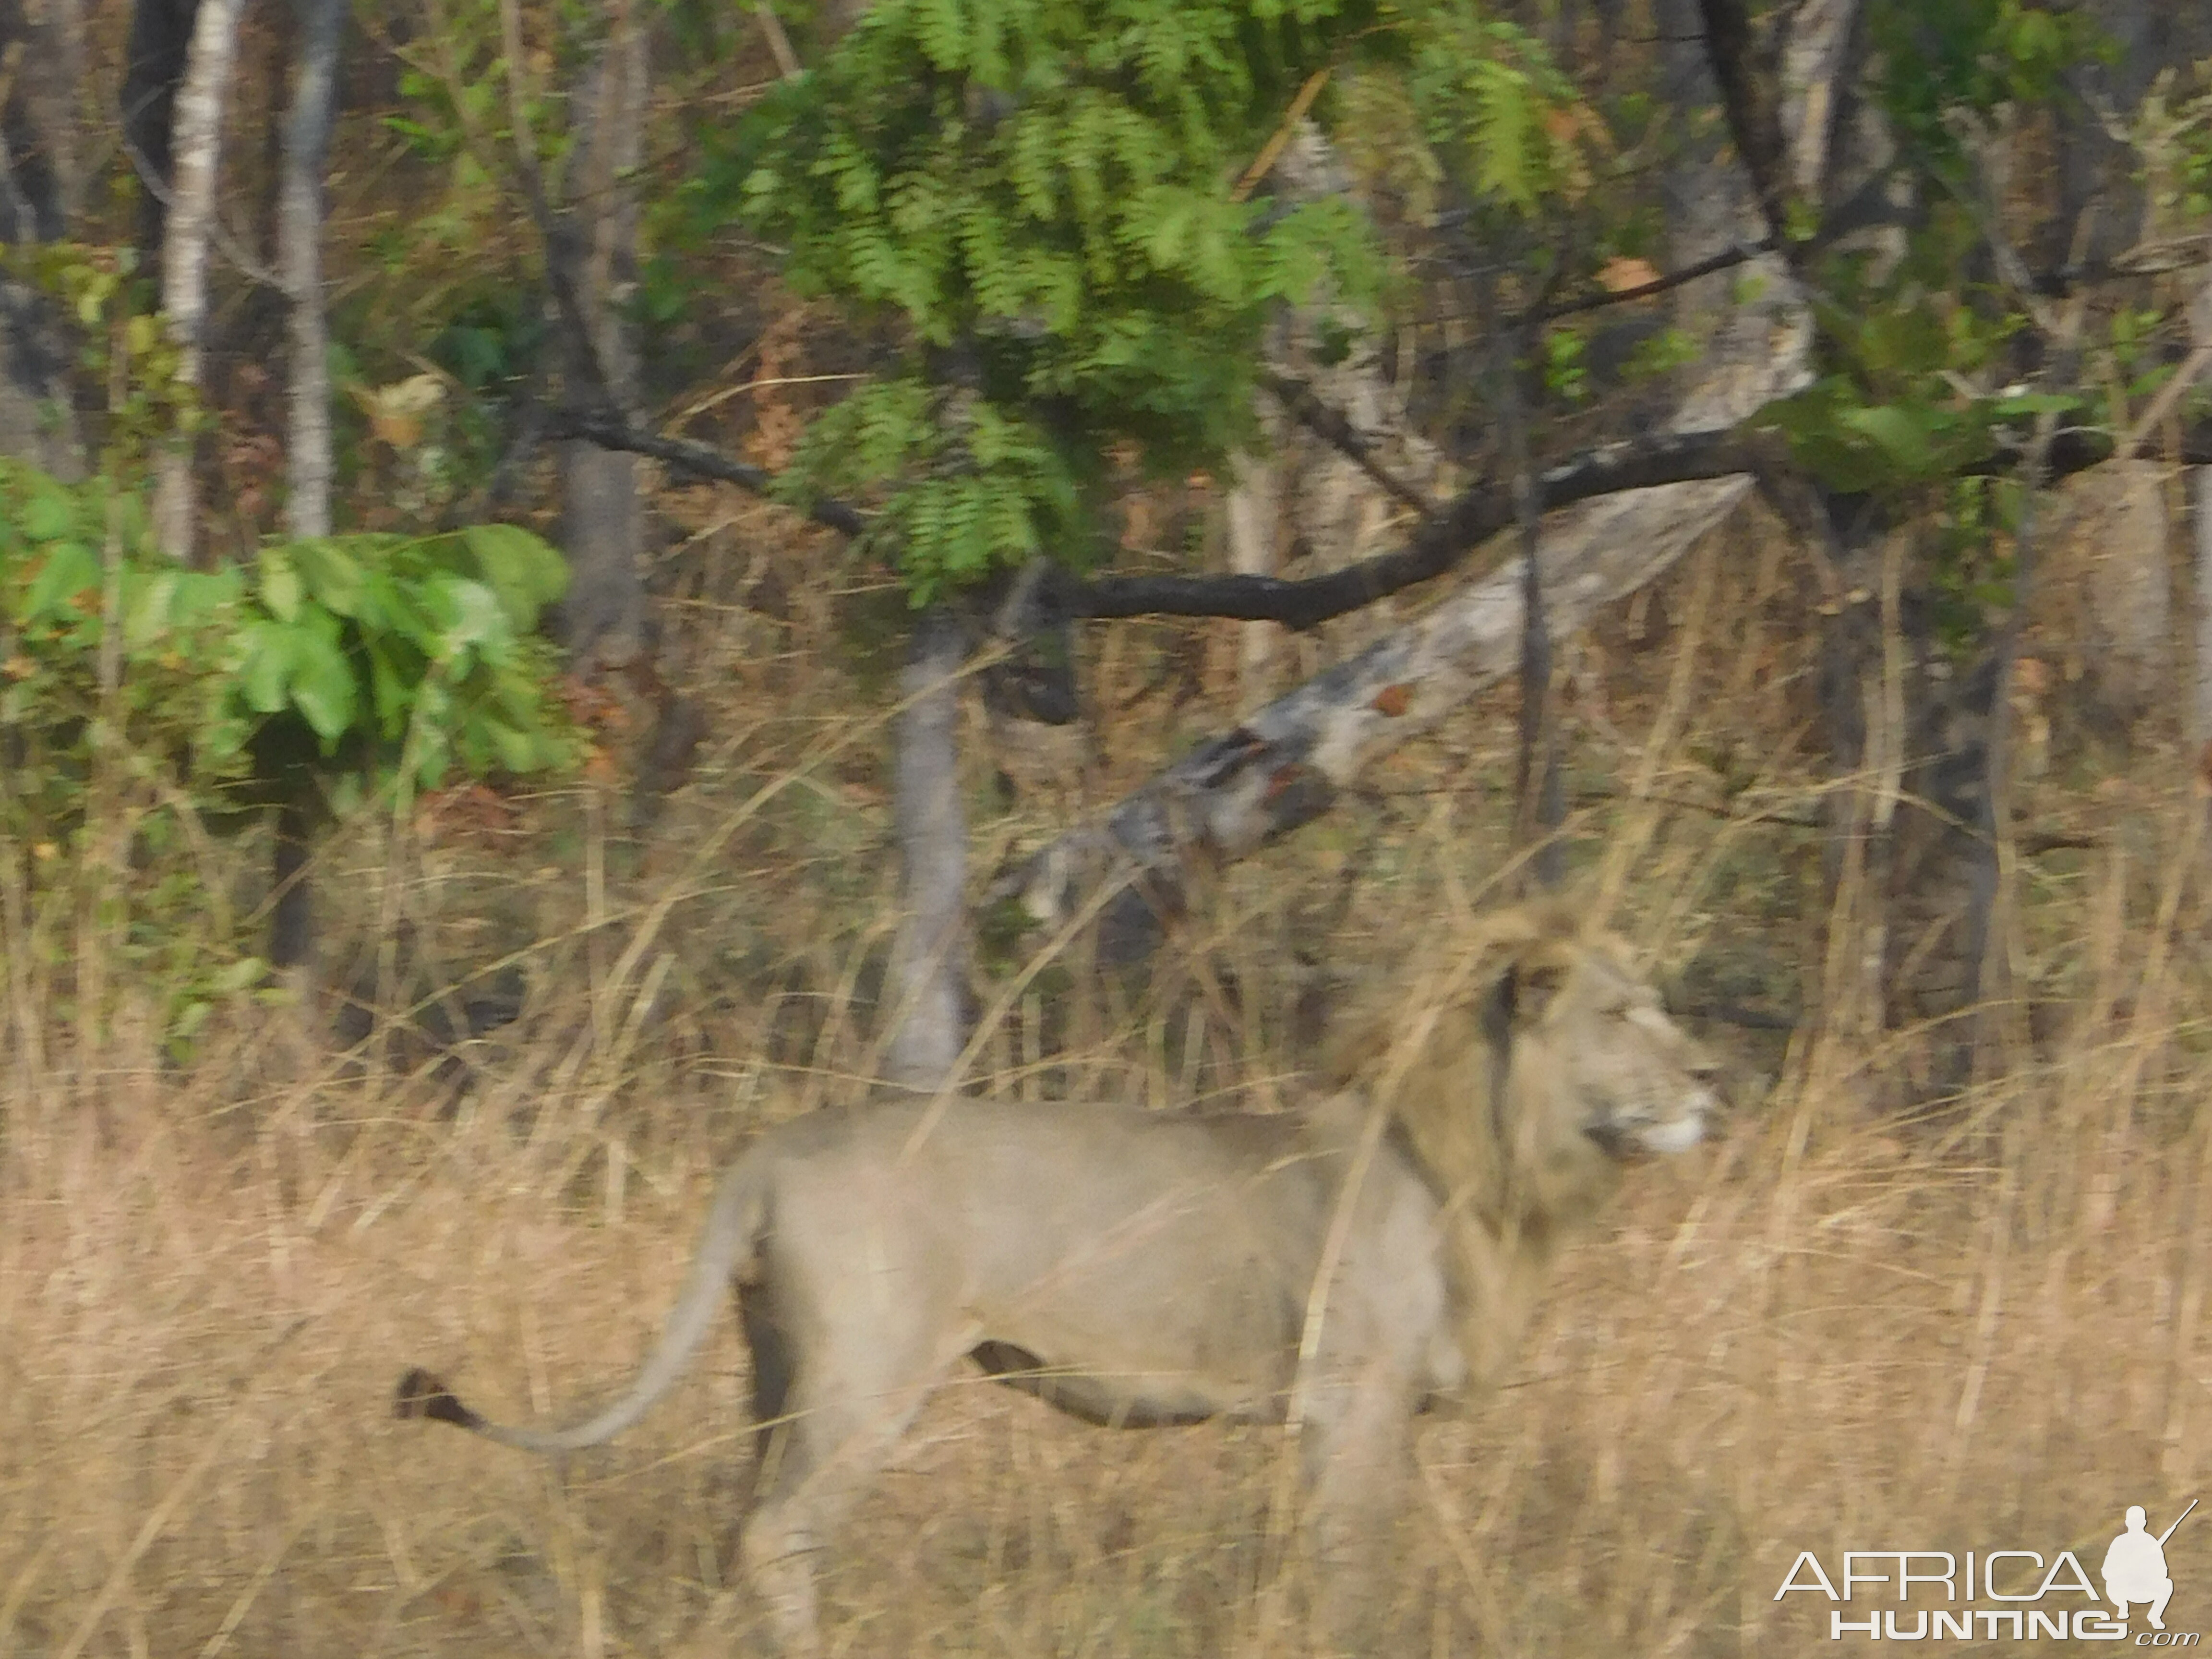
[[2188, 291, 2212, 759], [1225, 125, 1439, 709], [123, 0, 199, 278], [553, 4, 649, 673], [151, 0, 244, 563], [2197, 468, 2212, 759], [0, 0, 85, 478], [884, 607, 971, 1089], [278, 0, 342, 539], [1226, 433, 1283, 707], [256, 0, 345, 986]]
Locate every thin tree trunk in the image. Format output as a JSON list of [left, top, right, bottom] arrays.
[[151, 0, 244, 563], [278, 0, 341, 540], [123, 0, 199, 276], [1226, 439, 1282, 708], [0, 0, 85, 478], [2197, 469, 2212, 759], [885, 607, 970, 1088], [552, 3, 649, 671], [1501, 309, 1563, 889]]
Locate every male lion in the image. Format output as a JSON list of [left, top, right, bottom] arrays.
[[397, 905, 1719, 1653]]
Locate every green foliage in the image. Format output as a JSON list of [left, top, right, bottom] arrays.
[[1753, 201, 2075, 661], [0, 460, 577, 1045], [1381, 12, 1593, 216], [1624, 325, 1699, 383], [1760, 374, 2073, 498], [6, 241, 201, 480], [1756, 198, 2077, 498], [1867, 0, 2112, 178], [1542, 325, 1588, 402], [1921, 473, 2024, 654], [705, 0, 1585, 601], [7, 500, 575, 791], [241, 523, 576, 783], [2184, 95, 2212, 222]]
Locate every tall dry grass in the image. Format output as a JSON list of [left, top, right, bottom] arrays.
[[5, 515, 2209, 1657]]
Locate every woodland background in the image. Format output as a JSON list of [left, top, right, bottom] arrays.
[[5, 0, 2212, 1653]]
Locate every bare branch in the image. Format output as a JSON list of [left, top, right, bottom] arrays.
[[1259, 370, 1435, 517], [552, 405, 871, 538], [1069, 428, 1773, 625]]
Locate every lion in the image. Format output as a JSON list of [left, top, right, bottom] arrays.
[[396, 904, 1719, 1654]]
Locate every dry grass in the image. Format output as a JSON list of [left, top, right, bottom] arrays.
[[7, 998, 2209, 1658], [6, 522, 2211, 1657]]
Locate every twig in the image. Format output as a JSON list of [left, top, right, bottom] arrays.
[[1231, 70, 1332, 203], [1260, 371, 1434, 517], [755, 3, 802, 81]]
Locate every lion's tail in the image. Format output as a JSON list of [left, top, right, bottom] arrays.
[[395, 1154, 773, 1454]]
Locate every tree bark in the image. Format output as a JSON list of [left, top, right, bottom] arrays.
[[151, 0, 244, 563], [123, 0, 199, 277], [278, 0, 342, 539], [2197, 468, 2212, 757], [0, 0, 84, 478], [884, 607, 971, 1088], [551, 3, 649, 673], [1222, 125, 1439, 709]]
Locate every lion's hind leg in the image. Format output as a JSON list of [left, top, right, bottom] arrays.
[[737, 1289, 975, 1655]]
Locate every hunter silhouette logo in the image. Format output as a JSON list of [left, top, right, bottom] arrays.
[[2106, 1501, 2193, 1633]]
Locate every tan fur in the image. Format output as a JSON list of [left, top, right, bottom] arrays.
[[396, 906, 1718, 1654]]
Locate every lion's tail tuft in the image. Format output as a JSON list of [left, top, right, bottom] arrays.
[[394, 1367, 487, 1431]]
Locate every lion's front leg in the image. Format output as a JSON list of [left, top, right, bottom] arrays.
[[1298, 1362, 1418, 1655]]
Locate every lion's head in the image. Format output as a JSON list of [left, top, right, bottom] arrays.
[[1327, 902, 1719, 1387], [1485, 917, 1719, 1166]]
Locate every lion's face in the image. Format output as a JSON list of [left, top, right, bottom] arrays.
[[1504, 936, 1720, 1163]]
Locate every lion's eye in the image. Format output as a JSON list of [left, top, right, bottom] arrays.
[[1602, 1003, 1632, 1020]]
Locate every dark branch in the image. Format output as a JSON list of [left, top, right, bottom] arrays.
[[1260, 371, 1434, 516], [553, 405, 872, 538], [1068, 428, 1774, 627], [550, 407, 2212, 633], [1538, 226, 2211, 325], [1537, 239, 1775, 320]]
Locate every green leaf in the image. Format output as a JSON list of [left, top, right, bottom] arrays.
[[124, 568, 182, 647], [424, 574, 509, 658], [238, 621, 299, 714], [288, 537, 366, 616], [287, 617, 358, 745], [259, 544, 304, 622], [20, 477, 77, 543], [19, 541, 99, 621], [486, 720, 543, 772], [1839, 404, 1936, 474], [455, 523, 568, 625], [207, 955, 270, 996], [365, 637, 414, 737]]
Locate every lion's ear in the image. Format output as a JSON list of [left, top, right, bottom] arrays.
[[1491, 958, 1570, 1032]]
